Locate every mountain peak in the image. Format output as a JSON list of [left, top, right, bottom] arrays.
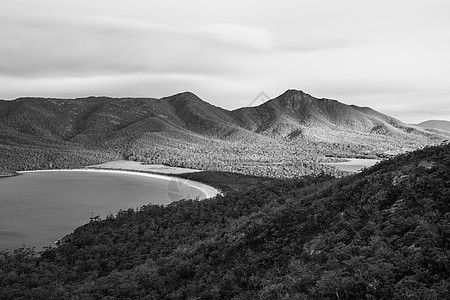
[[161, 91, 206, 107], [280, 89, 310, 98], [262, 89, 316, 111], [178, 91, 198, 97], [285, 88, 305, 94], [163, 91, 200, 100]]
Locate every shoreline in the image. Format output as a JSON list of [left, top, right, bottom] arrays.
[[19, 169, 222, 200], [0, 173, 19, 179], [87, 160, 202, 174], [322, 158, 381, 173]]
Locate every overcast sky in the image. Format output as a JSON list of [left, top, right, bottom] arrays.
[[1, 0, 449, 123]]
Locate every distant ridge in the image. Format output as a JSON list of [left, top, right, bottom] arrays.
[[415, 120, 450, 132]]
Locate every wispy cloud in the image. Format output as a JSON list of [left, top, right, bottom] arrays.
[[0, 13, 363, 79], [0, 15, 274, 77]]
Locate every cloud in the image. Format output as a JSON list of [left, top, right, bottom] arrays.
[[0, 14, 282, 79], [0, 16, 216, 78], [194, 23, 274, 51], [0, 12, 364, 81], [279, 39, 356, 53], [0, 15, 143, 77]]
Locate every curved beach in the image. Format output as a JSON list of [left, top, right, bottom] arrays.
[[323, 158, 380, 173], [1, 169, 222, 251], [20, 169, 221, 200]]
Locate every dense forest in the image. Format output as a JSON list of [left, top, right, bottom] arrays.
[[1, 143, 449, 299]]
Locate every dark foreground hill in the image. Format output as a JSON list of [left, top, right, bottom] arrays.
[[1, 90, 448, 177], [2, 144, 449, 299]]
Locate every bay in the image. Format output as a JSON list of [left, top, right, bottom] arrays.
[[0, 170, 210, 251]]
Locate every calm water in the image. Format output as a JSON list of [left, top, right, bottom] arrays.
[[0, 171, 206, 251]]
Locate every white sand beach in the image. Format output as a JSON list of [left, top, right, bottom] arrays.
[[323, 158, 381, 173], [20, 169, 221, 199], [87, 160, 202, 174]]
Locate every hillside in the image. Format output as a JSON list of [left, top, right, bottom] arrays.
[[1, 143, 449, 299], [416, 120, 450, 132], [1, 90, 448, 177]]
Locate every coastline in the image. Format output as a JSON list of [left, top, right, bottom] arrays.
[[0, 173, 19, 179], [19, 169, 222, 200]]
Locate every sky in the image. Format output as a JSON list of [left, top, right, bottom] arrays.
[[1, 0, 449, 123]]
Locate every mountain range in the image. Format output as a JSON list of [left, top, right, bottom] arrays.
[[0, 89, 443, 141], [1, 89, 448, 177]]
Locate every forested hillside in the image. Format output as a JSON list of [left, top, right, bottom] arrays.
[[1, 90, 448, 178], [1, 144, 449, 299]]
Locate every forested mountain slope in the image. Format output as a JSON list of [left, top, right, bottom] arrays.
[[1, 143, 449, 299], [231, 89, 437, 140], [1, 90, 448, 177]]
